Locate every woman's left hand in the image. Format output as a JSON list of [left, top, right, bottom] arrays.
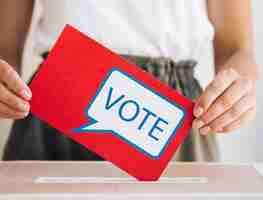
[[192, 67, 257, 135]]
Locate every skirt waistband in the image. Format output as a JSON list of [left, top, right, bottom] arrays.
[[40, 52, 200, 99], [41, 52, 197, 69]]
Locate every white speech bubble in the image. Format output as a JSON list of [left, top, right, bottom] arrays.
[[74, 68, 185, 158]]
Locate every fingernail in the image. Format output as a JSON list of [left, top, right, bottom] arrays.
[[21, 89, 32, 100], [216, 127, 223, 133], [194, 106, 204, 117], [193, 119, 205, 129], [200, 126, 211, 135], [24, 111, 29, 117], [19, 102, 30, 112]]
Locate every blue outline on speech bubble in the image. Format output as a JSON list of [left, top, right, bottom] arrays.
[[73, 68, 185, 159]]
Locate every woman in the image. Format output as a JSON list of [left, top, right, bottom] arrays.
[[0, 1, 258, 161]]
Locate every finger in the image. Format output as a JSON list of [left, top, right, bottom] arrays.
[[194, 68, 239, 117], [201, 93, 256, 133], [200, 78, 253, 125], [0, 101, 28, 119], [0, 83, 30, 113], [221, 107, 256, 133], [0, 60, 32, 100]]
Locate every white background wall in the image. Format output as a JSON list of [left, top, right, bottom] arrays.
[[0, 1, 262, 161]]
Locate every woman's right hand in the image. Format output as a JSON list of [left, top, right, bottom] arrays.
[[0, 59, 32, 119]]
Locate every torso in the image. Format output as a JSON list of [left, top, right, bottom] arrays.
[[31, 0, 215, 87]]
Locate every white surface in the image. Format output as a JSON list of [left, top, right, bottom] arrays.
[[0, 162, 263, 199], [254, 163, 263, 177], [2, 193, 263, 199]]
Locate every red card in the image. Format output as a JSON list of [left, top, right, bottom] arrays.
[[29, 25, 194, 181]]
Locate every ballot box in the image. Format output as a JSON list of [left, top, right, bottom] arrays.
[[0, 161, 263, 199]]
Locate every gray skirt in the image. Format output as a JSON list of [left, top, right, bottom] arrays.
[[3, 55, 219, 161]]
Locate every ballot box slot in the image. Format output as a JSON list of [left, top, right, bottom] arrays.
[[34, 176, 208, 184]]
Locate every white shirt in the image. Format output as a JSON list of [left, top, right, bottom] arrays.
[[31, 0, 215, 88]]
